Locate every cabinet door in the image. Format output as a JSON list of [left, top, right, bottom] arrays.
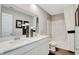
[[24, 38, 49, 55], [3, 37, 49, 55], [3, 45, 31, 55]]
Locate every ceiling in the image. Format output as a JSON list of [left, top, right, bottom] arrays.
[[38, 4, 72, 15]]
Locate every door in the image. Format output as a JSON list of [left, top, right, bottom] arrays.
[[75, 27, 79, 54]]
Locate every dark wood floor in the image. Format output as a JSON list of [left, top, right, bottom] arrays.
[[48, 48, 75, 55]]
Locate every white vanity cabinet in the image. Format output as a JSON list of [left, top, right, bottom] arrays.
[[25, 39, 49, 55], [2, 36, 49, 55]]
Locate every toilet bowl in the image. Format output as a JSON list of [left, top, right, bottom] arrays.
[[49, 41, 56, 51]]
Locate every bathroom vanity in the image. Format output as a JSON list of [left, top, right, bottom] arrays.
[[0, 35, 49, 55], [0, 5, 49, 55]]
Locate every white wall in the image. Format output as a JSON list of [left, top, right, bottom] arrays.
[[47, 15, 52, 41], [0, 5, 2, 37], [51, 13, 69, 50], [64, 5, 75, 30], [14, 4, 51, 35]]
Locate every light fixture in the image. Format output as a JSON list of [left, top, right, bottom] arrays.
[[30, 4, 38, 11]]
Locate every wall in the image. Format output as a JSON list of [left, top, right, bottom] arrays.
[[64, 5, 75, 30], [14, 4, 51, 35], [0, 5, 2, 37], [2, 6, 33, 36], [51, 13, 69, 50], [47, 15, 52, 41]]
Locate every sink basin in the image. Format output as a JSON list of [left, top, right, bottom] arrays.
[[9, 38, 30, 45]]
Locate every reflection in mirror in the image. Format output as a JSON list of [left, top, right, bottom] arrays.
[[2, 13, 13, 37], [30, 16, 39, 37], [1, 4, 39, 38]]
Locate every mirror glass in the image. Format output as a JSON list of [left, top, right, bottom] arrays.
[[1, 4, 39, 38], [2, 12, 13, 37]]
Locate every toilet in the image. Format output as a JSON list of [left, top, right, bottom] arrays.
[[49, 41, 56, 51]]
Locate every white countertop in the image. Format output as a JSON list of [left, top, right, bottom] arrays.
[[0, 35, 48, 54]]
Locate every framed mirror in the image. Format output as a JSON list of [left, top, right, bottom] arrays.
[[0, 4, 39, 38]]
